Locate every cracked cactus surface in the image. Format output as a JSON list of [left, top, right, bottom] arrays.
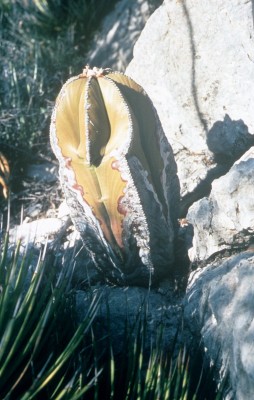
[[50, 66, 180, 285]]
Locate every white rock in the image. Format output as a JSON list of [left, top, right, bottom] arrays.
[[57, 200, 70, 220], [184, 252, 254, 399], [187, 147, 254, 261], [10, 218, 66, 247], [126, 0, 254, 198]]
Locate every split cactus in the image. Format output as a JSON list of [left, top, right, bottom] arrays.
[[50, 66, 179, 285]]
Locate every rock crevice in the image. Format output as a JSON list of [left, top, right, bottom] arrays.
[[126, 0, 254, 397]]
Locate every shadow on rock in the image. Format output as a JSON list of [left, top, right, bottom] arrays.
[[180, 114, 254, 217], [206, 114, 254, 164]]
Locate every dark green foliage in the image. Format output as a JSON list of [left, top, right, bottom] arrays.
[[0, 230, 226, 399], [0, 233, 99, 399], [79, 320, 226, 400]]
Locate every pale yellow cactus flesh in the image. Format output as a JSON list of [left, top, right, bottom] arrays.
[[53, 74, 129, 251], [50, 67, 178, 284]]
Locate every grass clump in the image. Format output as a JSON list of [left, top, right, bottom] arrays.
[[0, 0, 119, 164], [0, 229, 226, 399], [0, 232, 99, 399], [81, 314, 225, 400]]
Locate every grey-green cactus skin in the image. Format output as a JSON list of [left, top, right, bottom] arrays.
[[50, 67, 180, 285]]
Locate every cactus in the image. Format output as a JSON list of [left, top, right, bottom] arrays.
[[0, 152, 10, 199], [50, 66, 179, 285]]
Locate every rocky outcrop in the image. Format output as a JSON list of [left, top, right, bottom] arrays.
[[184, 148, 254, 399], [126, 0, 254, 215], [75, 283, 184, 355], [86, 0, 162, 71], [126, 0, 254, 397], [187, 147, 254, 263], [184, 252, 254, 399]]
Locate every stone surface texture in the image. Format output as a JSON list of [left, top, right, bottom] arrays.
[[75, 283, 184, 355], [126, 0, 254, 202], [86, 0, 162, 71], [187, 147, 254, 262], [126, 0, 254, 397], [10, 217, 67, 247], [184, 252, 254, 399]]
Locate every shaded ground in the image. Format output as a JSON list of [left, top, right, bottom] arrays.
[[0, 145, 62, 228]]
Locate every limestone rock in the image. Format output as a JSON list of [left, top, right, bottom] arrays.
[[86, 0, 162, 72], [75, 282, 184, 354], [184, 252, 254, 399], [126, 0, 254, 203], [9, 217, 68, 248], [187, 147, 254, 262]]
